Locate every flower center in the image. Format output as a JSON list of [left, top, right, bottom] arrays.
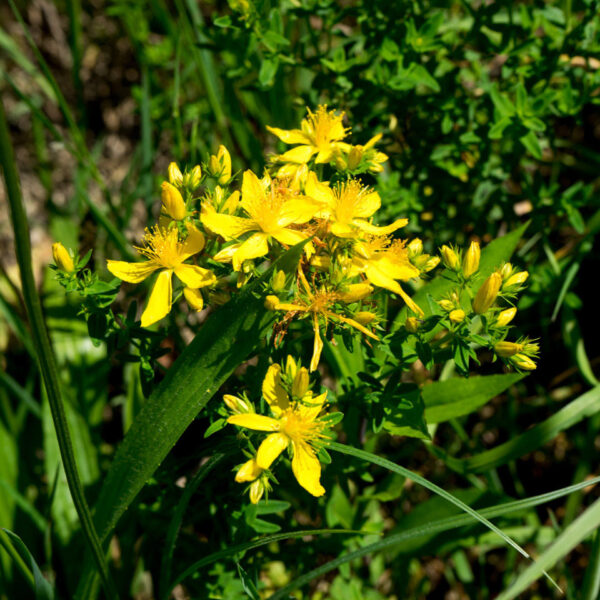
[[136, 227, 185, 269]]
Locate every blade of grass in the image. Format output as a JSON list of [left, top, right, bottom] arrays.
[[328, 442, 559, 590], [433, 385, 600, 474], [266, 475, 600, 600], [0, 98, 117, 600], [0, 529, 36, 593], [496, 496, 600, 600], [581, 529, 600, 600]]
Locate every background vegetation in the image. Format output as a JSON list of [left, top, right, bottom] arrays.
[[1, 0, 600, 598]]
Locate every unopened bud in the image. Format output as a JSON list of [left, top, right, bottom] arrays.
[[272, 270, 286, 292], [224, 394, 253, 414], [338, 283, 373, 303], [449, 309, 465, 323], [286, 355, 298, 379], [439, 299, 455, 312], [407, 238, 423, 258], [347, 146, 363, 170], [473, 272, 502, 314], [441, 245, 460, 270], [249, 478, 265, 504], [52, 242, 74, 272], [217, 145, 232, 185], [183, 287, 204, 312], [412, 254, 431, 269], [496, 307, 517, 327], [405, 316, 420, 333], [265, 295, 280, 310], [208, 155, 220, 177], [168, 162, 183, 186], [355, 311, 377, 325], [187, 165, 202, 189], [334, 156, 348, 171], [161, 181, 187, 220], [494, 341, 523, 357], [504, 271, 529, 289], [423, 256, 440, 272], [462, 241, 480, 278], [235, 458, 262, 483], [500, 263, 513, 280], [511, 354, 537, 371], [292, 367, 310, 398]]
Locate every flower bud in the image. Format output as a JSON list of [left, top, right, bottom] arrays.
[[412, 254, 431, 269], [473, 272, 502, 314], [209, 155, 220, 177], [496, 307, 517, 327], [249, 479, 265, 504], [183, 287, 204, 312], [187, 165, 202, 189], [438, 299, 455, 312], [449, 309, 465, 323], [354, 311, 377, 325], [334, 155, 348, 171], [423, 256, 440, 272], [286, 355, 298, 379], [217, 145, 232, 185], [441, 245, 460, 271], [494, 341, 523, 357], [405, 316, 419, 333], [407, 238, 423, 258], [500, 263, 513, 280], [168, 162, 183, 186], [347, 146, 364, 170], [265, 295, 280, 310], [338, 283, 373, 303], [272, 270, 286, 292], [504, 271, 529, 289], [511, 354, 537, 371], [52, 242, 74, 272], [223, 394, 253, 414], [462, 241, 480, 278], [292, 367, 310, 398], [235, 458, 262, 483], [161, 181, 187, 220]]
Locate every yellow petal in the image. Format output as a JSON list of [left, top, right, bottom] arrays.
[[266, 126, 311, 145], [241, 170, 265, 210], [298, 391, 327, 422], [335, 314, 379, 340], [315, 147, 335, 164], [330, 222, 355, 238], [141, 270, 173, 327], [228, 414, 281, 432], [222, 190, 240, 214], [278, 198, 321, 227], [183, 287, 204, 311], [107, 260, 158, 283], [271, 228, 307, 247], [262, 364, 289, 416], [181, 223, 205, 258], [279, 145, 315, 164], [305, 171, 334, 207], [352, 218, 408, 235], [235, 458, 262, 483], [310, 313, 323, 372], [352, 191, 381, 218], [201, 206, 255, 241], [256, 432, 289, 469], [371, 256, 420, 282], [291, 441, 325, 497], [232, 232, 269, 271], [174, 264, 216, 289]]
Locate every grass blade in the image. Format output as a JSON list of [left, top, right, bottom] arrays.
[[0, 99, 117, 600]]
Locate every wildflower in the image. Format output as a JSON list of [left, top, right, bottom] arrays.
[[473, 272, 502, 315], [161, 181, 187, 221], [504, 270, 529, 289], [496, 307, 517, 327], [107, 225, 215, 327], [494, 341, 523, 357], [52, 242, 74, 272], [462, 241, 480, 278], [511, 354, 537, 371], [168, 162, 183, 186], [266, 272, 378, 371], [306, 173, 407, 238], [186, 165, 202, 189], [267, 105, 349, 165], [335, 134, 389, 173], [208, 145, 232, 185], [202, 170, 319, 271], [351, 236, 423, 316], [449, 309, 465, 324], [227, 359, 332, 497]]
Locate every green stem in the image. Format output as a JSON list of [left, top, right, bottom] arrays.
[[582, 529, 600, 600], [0, 99, 118, 600]]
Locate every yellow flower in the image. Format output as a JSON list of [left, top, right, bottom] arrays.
[[266, 271, 378, 371], [335, 133, 389, 173], [202, 170, 319, 271], [462, 241, 481, 278], [208, 145, 232, 184], [496, 307, 517, 327], [351, 236, 423, 316], [161, 181, 187, 221], [168, 162, 183, 186], [494, 341, 523, 357], [52, 242, 74, 272], [306, 173, 407, 238], [107, 225, 216, 327], [440, 245, 460, 271], [267, 105, 349, 165], [472, 272, 502, 315], [227, 360, 331, 497]]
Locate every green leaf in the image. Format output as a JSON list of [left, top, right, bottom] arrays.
[[520, 130, 543, 159], [0, 529, 54, 600], [496, 498, 600, 599], [380, 382, 430, 440], [77, 244, 306, 596], [437, 385, 600, 474], [423, 373, 525, 423]]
